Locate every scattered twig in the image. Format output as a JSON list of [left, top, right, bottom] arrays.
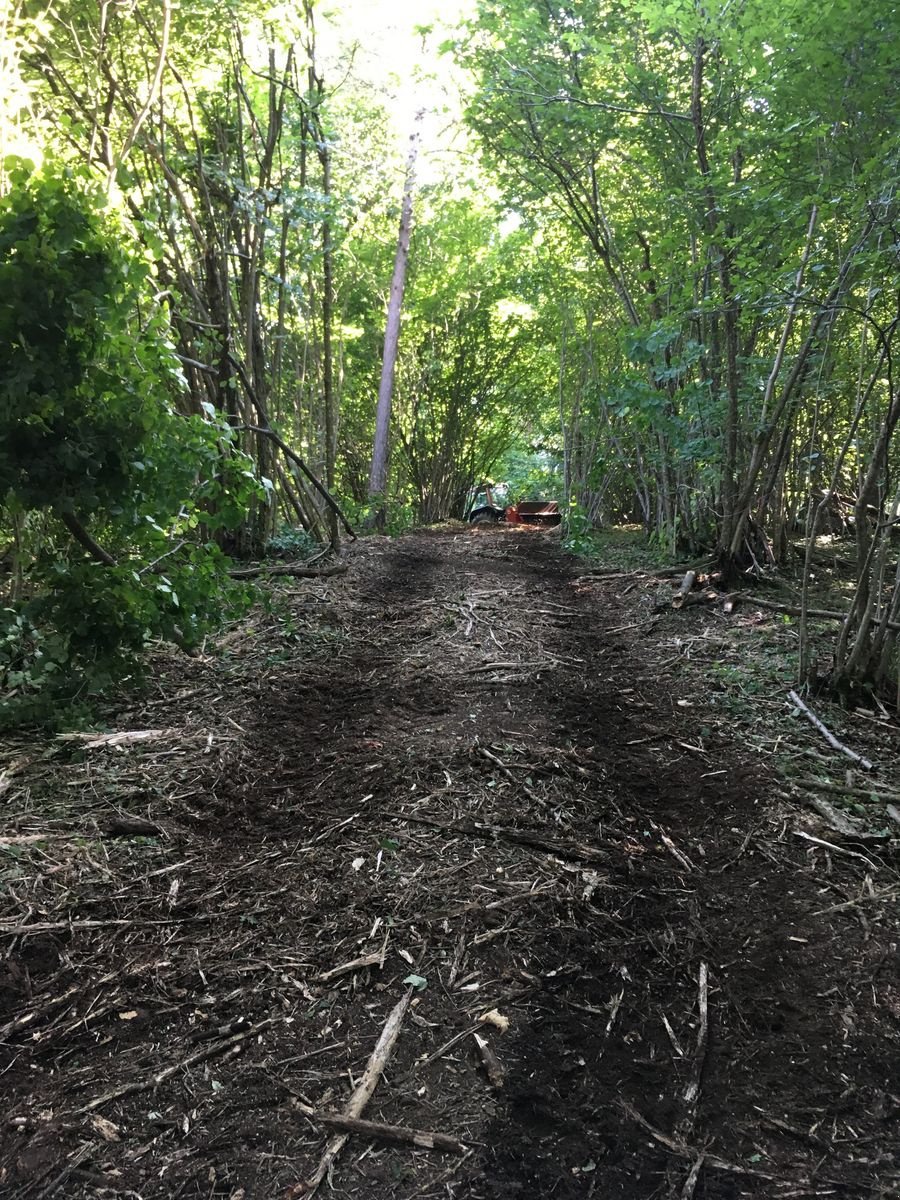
[[788, 690, 875, 771], [748, 595, 900, 634], [294, 1109, 468, 1153], [412, 1023, 483, 1074], [683, 963, 709, 1107], [476, 746, 543, 807], [802, 795, 881, 841], [679, 1153, 706, 1200], [35, 1141, 96, 1200], [472, 1031, 505, 1089], [793, 777, 900, 804], [298, 990, 412, 1197], [793, 830, 881, 871], [74, 1018, 276, 1113], [57, 728, 179, 749], [395, 812, 606, 865], [619, 1101, 777, 1181], [0, 916, 207, 937], [813, 886, 899, 915], [318, 951, 383, 983], [653, 823, 696, 872], [229, 562, 348, 580]]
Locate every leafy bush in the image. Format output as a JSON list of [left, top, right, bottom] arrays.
[[0, 158, 260, 725], [265, 524, 320, 560]]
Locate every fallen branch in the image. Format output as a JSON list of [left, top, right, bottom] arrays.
[[74, 1018, 276, 1114], [680, 1153, 706, 1200], [476, 746, 543, 807], [749, 596, 900, 634], [298, 1111, 467, 1154], [793, 777, 900, 804], [35, 1141, 96, 1200], [228, 562, 348, 580], [802, 794, 882, 841], [232, 413, 356, 542], [58, 728, 179, 749], [0, 916, 208, 937], [788, 690, 875, 771], [794, 830, 881, 871], [682, 963, 709, 1108], [619, 1101, 777, 1182], [298, 990, 412, 1197], [396, 812, 606, 865], [671, 570, 697, 609], [59, 511, 116, 566], [812, 886, 900, 916]]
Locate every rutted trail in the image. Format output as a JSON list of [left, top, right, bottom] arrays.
[[1, 530, 895, 1199]]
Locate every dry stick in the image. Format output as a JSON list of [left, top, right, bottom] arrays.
[[404, 1150, 476, 1200], [671, 569, 697, 609], [74, 1018, 276, 1114], [794, 777, 900, 804], [234, 415, 356, 542], [749, 594, 900, 633], [788, 690, 875, 772], [619, 1101, 777, 1182], [472, 1031, 505, 1090], [812, 887, 900, 917], [35, 1141, 96, 1200], [683, 963, 709, 1107], [300, 990, 412, 1197], [305, 1112, 467, 1154], [0, 985, 81, 1040], [794, 830, 882, 871], [318, 951, 383, 983], [228, 562, 348, 580], [0, 916, 207, 937], [410, 1023, 482, 1075], [803, 795, 878, 840], [396, 812, 607, 865], [477, 746, 543, 808], [680, 1153, 707, 1200]]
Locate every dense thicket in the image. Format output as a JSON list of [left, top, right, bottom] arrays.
[[0, 0, 545, 718], [455, 0, 900, 691]]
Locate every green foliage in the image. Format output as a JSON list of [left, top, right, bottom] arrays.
[[562, 507, 596, 556], [0, 160, 261, 725], [455, 0, 900, 557], [265, 524, 320, 560], [496, 446, 563, 502]]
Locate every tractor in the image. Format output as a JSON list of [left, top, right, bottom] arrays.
[[466, 482, 561, 528]]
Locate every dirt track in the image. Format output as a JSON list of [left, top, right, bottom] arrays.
[[1, 529, 897, 1199]]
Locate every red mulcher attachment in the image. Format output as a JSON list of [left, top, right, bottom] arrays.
[[505, 501, 562, 527]]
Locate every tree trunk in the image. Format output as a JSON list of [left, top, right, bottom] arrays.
[[367, 114, 422, 524]]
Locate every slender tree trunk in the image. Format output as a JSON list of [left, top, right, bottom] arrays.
[[367, 114, 422, 523]]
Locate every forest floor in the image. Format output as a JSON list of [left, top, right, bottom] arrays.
[[1, 527, 898, 1200]]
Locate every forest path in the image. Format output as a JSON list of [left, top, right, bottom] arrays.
[[1, 529, 895, 1199]]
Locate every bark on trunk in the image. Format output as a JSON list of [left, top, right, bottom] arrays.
[[367, 114, 423, 522]]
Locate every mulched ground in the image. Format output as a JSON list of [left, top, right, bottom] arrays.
[[1, 527, 898, 1200]]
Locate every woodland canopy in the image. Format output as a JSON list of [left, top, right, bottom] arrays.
[[2, 0, 900, 716]]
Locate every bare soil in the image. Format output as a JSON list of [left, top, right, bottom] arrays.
[[1, 528, 898, 1199]]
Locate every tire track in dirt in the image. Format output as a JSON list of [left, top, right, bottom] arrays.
[[217, 529, 895, 1199], [1, 529, 895, 1200]]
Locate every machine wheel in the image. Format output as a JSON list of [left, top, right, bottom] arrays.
[[470, 509, 501, 525]]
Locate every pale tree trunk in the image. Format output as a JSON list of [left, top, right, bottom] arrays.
[[367, 113, 423, 524]]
